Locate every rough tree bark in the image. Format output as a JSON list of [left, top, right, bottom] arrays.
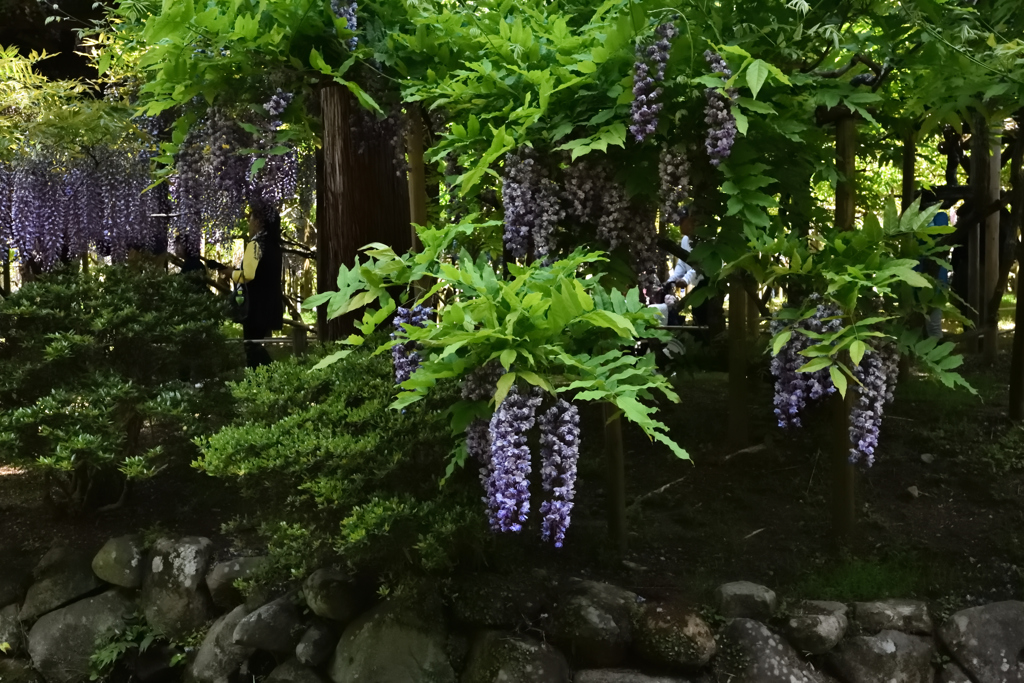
[[316, 84, 412, 341]]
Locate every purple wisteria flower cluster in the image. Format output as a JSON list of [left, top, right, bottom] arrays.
[[172, 107, 302, 255], [770, 296, 842, 429], [703, 50, 738, 166], [461, 362, 506, 489], [630, 22, 679, 143], [561, 158, 662, 299], [538, 399, 580, 547], [485, 385, 543, 533], [501, 149, 563, 261], [659, 146, 691, 229], [1, 145, 168, 269], [390, 305, 432, 384], [251, 92, 299, 207], [331, 1, 359, 50], [848, 345, 899, 466], [263, 89, 293, 119]]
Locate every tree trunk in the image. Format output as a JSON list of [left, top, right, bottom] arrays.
[[2, 249, 10, 295], [316, 84, 412, 341], [728, 275, 748, 449]]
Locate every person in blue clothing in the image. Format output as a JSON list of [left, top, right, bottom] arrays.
[[916, 190, 950, 338]]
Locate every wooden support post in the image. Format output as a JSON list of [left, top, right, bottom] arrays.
[[748, 289, 760, 342], [292, 325, 308, 357], [2, 249, 10, 296], [984, 127, 1002, 364], [836, 117, 857, 232], [830, 386, 856, 545], [1007, 117, 1024, 419], [728, 276, 749, 449], [833, 115, 857, 545], [406, 106, 428, 251], [603, 402, 627, 554], [969, 116, 988, 348], [902, 129, 916, 212]]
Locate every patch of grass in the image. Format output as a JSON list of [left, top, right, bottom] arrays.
[[978, 424, 1024, 474], [792, 554, 932, 602]]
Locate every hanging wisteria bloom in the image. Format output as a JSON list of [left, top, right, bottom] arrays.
[[703, 50, 738, 166], [331, 1, 359, 50], [251, 91, 298, 207], [770, 295, 842, 429], [538, 399, 580, 547], [485, 385, 543, 533], [659, 146, 690, 229], [630, 22, 678, 143], [461, 362, 507, 488], [501, 149, 563, 260], [848, 345, 899, 466], [391, 305, 432, 384]]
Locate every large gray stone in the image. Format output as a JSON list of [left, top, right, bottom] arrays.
[[0, 658, 44, 683], [461, 631, 570, 683], [462, 630, 573, 683], [26, 590, 134, 683], [713, 619, 830, 683], [91, 535, 145, 589], [854, 599, 932, 635], [544, 581, 640, 668], [295, 620, 338, 667], [828, 630, 934, 683], [716, 582, 777, 621], [328, 594, 454, 683], [784, 601, 848, 655], [188, 606, 255, 683], [938, 662, 972, 683], [140, 537, 214, 640], [447, 572, 551, 629], [303, 569, 358, 624], [574, 672, 697, 683], [205, 556, 265, 610], [233, 593, 305, 654], [264, 660, 326, 683], [938, 601, 1024, 683], [19, 547, 101, 622], [631, 602, 716, 670], [0, 566, 31, 609], [1, 603, 25, 654]]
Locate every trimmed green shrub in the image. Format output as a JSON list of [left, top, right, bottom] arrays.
[[196, 342, 486, 582], [0, 263, 242, 511]]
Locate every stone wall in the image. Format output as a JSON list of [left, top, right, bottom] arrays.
[[1, 535, 1021, 683]]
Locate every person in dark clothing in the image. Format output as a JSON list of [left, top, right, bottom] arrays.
[[233, 200, 284, 368]]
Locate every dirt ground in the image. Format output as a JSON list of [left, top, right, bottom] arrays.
[[2, 338, 1022, 619], [557, 339, 1024, 618]]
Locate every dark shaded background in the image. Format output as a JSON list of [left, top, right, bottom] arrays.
[[1, 0, 104, 79]]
